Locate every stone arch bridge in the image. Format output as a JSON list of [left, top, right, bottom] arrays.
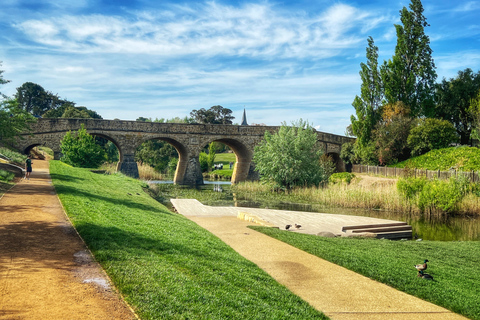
[[12, 118, 353, 185]]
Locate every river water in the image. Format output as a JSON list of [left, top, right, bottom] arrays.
[[152, 181, 480, 241]]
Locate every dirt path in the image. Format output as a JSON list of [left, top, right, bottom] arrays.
[[0, 160, 136, 320]]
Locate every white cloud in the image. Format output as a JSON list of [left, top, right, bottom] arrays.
[[13, 2, 388, 59]]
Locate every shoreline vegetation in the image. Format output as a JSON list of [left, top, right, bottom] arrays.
[[232, 175, 480, 217]]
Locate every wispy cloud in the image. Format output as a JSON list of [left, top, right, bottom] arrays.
[[13, 2, 387, 59]]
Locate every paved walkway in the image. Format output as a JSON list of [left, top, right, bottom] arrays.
[[0, 160, 136, 320], [173, 199, 468, 320]]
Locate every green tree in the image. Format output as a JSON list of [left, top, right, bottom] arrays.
[[351, 36, 383, 147], [190, 105, 234, 124], [469, 89, 480, 141], [407, 118, 457, 156], [0, 99, 36, 143], [381, 0, 436, 117], [61, 106, 91, 118], [0, 61, 10, 98], [60, 124, 106, 168], [43, 104, 102, 119], [253, 119, 329, 190], [135, 140, 178, 173], [374, 102, 413, 165], [434, 68, 480, 144]]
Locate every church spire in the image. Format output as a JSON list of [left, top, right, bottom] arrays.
[[241, 108, 248, 126]]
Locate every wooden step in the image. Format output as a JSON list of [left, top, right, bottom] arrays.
[[342, 222, 407, 232], [375, 230, 412, 240], [351, 225, 412, 233]]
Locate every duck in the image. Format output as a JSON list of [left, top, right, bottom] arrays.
[[417, 270, 434, 280], [295, 224, 302, 229], [285, 224, 292, 230], [415, 259, 429, 273]]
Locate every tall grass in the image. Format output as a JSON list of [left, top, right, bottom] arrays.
[[234, 176, 480, 216], [100, 162, 173, 180]]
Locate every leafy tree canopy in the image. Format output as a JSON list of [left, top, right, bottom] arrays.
[[381, 0, 436, 117], [60, 124, 106, 168], [253, 119, 329, 190], [0, 61, 10, 98], [374, 102, 413, 165], [0, 98, 36, 143], [407, 118, 458, 157], [434, 68, 480, 144], [190, 105, 234, 124]]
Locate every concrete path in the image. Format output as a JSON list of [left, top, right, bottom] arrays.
[[171, 199, 407, 237], [172, 199, 468, 320]]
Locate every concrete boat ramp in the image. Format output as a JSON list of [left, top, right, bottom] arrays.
[[171, 199, 412, 239]]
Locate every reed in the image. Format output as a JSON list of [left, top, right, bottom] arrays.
[[99, 162, 172, 180], [234, 176, 480, 216]]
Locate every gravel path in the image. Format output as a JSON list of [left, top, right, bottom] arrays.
[[0, 160, 136, 320]]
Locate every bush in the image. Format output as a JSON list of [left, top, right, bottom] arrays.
[[329, 172, 355, 184], [0, 169, 15, 182], [397, 176, 469, 213], [0, 147, 27, 165], [60, 124, 106, 168], [407, 118, 457, 157], [253, 119, 329, 190]]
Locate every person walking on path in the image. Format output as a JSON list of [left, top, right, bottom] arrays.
[[25, 154, 32, 180]]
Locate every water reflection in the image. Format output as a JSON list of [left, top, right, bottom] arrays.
[[150, 180, 480, 241]]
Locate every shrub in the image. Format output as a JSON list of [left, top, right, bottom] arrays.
[[397, 176, 469, 213], [407, 118, 458, 157], [60, 124, 106, 168], [0, 169, 14, 182], [329, 172, 355, 184], [0, 147, 27, 165], [253, 119, 329, 190]]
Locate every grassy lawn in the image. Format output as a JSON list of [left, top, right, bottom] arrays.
[[49, 161, 327, 320], [250, 226, 480, 320], [392, 146, 480, 171]]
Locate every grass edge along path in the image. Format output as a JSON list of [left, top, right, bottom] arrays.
[[250, 226, 480, 320], [49, 161, 327, 320]]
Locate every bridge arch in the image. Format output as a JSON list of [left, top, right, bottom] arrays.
[[205, 138, 256, 184], [138, 136, 190, 184]]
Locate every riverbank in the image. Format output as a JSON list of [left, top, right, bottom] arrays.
[[231, 174, 480, 216]]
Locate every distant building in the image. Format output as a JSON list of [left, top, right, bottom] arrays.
[[241, 108, 248, 126]]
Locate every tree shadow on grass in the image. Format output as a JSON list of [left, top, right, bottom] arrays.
[[54, 184, 171, 214]]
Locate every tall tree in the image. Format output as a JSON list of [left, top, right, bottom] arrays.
[[374, 102, 413, 165], [190, 105, 234, 124], [351, 36, 383, 148], [0, 61, 10, 98], [381, 0, 436, 117], [0, 99, 36, 143], [434, 68, 480, 144]]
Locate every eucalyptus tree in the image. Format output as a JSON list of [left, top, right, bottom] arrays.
[[381, 0, 437, 117]]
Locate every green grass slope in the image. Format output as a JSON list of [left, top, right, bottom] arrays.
[[49, 161, 326, 320], [251, 226, 480, 320], [392, 146, 480, 171]]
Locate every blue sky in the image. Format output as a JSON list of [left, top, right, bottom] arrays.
[[1, 0, 480, 135]]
